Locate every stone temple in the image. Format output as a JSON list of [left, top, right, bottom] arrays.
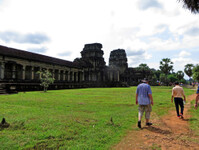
[[0, 43, 150, 93]]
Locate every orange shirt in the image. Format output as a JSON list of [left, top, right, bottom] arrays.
[[172, 85, 185, 98]]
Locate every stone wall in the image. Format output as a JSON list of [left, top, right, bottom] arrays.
[[0, 43, 152, 93]]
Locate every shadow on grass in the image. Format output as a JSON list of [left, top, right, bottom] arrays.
[[182, 118, 197, 122], [142, 126, 172, 135]]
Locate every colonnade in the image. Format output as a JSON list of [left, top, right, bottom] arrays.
[[0, 61, 84, 83]]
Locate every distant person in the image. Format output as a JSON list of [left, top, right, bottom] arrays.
[[171, 82, 186, 119], [136, 78, 154, 128], [195, 84, 199, 109]]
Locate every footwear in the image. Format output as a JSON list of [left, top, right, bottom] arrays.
[[177, 116, 180, 118], [138, 121, 141, 128], [180, 113, 184, 119], [146, 122, 152, 126]]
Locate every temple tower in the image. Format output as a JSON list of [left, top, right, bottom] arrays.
[[80, 43, 106, 81], [109, 49, 128, 74]]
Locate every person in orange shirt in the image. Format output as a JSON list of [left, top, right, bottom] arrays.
[[171, 82, 186, 119]]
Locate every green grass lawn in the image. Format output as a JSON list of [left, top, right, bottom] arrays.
[[190, 95, 199, 136], [0, 86, 196, 149]]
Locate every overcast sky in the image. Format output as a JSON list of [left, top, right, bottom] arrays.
[[0, 0, 199, 78]]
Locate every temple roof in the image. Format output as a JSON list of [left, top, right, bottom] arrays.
[[0, 45, 81, 68]]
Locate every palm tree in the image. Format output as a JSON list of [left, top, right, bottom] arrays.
[[184, 64, 194, 79], [178, 0, 199, 13], [159, 58, 174, 76], [159, 58, 174, 85], [137, 63, 150, 79], [176, 71, 184, 81], [193, 64, 199, 81]]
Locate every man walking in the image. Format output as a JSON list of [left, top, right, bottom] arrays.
[[171, 82, 186, 118], [136, 78, 154, 128]]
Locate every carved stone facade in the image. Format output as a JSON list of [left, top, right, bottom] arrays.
[[109, 49, 128, 74], [0, 43, 148, 93]]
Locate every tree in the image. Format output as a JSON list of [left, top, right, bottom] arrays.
[[153, 69, 162, 81], [184, 64, 194, 79], [37, 70, 55, 92], [159, 73, 169, 85], [137, 63, 151, 79], [176, 71, 184, 81], [151, 74, 158, 85], [193, 64, 199, 81], [159, 58, 174, 76], [168, 74, 178, 83], [137, 63, 150, 70], [178, 0, 199, 14]]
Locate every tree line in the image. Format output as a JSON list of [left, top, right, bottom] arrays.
[[136, 58, 199, 85]]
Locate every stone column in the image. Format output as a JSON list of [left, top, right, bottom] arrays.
[[67, 71, 70, 81], [76, 72, 78, 82], [58, 70, 60, 81], [0, 62, 5, 80], [31, 66, 34, 80], [12, 64, 16, 79], [82, 71, 84, 81], [52, 69, 55, 79], [63, 71, 66, 81], [110, 71, 113, 81], [39, 67, 41, 79], [89, 72, 91, 81], [117, 71, 120, 82], [72, 71, 74, 82], [22, 65, 26, 80]]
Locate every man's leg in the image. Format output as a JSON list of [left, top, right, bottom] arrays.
[[179, 98, 184, 118], [138, 112, 142, 121], [138, 105, 144, 128], [174, 98, 180, 117], [145, 111, 152, 126], [145, 114, 150, 123], [138, 105, 144, 121], [145, 105, 152, 126]]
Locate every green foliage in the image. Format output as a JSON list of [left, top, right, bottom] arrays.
[[137, 63, 150, 71], [168, 74, 178, 83], [151, 74, 158, 85], [153, 69, 162, 80], [160, 73, 169, 85], [176, 71, 184, 81], [37, 70, 55, 92], [178, 0, 199, 14], [159, 58, 173, 75], [0, 87, 195, 149], [193, 64, 199, 82], [184, 64, 194, 78], [136, 63, 152, 79]]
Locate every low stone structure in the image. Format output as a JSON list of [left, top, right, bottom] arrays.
[[0, 43, 151, 93]]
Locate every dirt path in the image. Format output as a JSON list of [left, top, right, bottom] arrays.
[[113, 94, 199, 150]]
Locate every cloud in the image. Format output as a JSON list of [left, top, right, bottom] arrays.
[[140, 25, 184, 44], [57, 52, 72, 57], [185, 27, 199, 36], [0, 31, 50, 44], [171, 50, 195, 74], [28, 47, 47, 53], [126, 48, 152, 67], [126, 49, 145, 56], [179, 51, 191, 57], [137, 0, 163, 10]]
